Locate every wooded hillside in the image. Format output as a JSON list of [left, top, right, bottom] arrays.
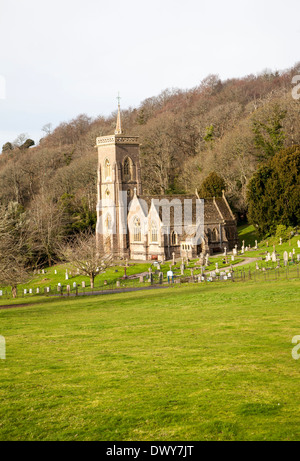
[[1, 63, 300, 259]]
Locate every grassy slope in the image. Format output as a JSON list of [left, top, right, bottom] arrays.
[[0, 279, 300, 441]]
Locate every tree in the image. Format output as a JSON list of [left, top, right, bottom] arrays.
[[2, 142, 13, 153], [252, 103, 286, 161], [20, 139, 35, 149], [28, 194, 66, 267], [247, 145, 300, 236], [198, 172, 226, 198], [0, 203, 30, 297], [59, 232, 113, 289]]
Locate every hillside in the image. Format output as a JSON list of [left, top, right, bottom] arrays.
[[0, 63, 300, 244]]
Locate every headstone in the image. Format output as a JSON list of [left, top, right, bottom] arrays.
[[66, 285, 70, 293], [223, 247, 227, 256], [231, 255, 235, 261], [36, 288, 39, 294], [279, 238, 282, 245], [0, 290, 2, 296], [255, 240, 258, 249], [293, 248, 295, 255], [82, 281, 85, 288], [24, 289, 27, 294], [180, 264, 184, 275], [241, 246, 245, 254], [54, 269, 57, 274], [116, 281, 120, 288], [256, 262, 259, 270], [272, 252, 277, 262], [297, 254, 300, 262], [76, 268, 80, 275], [233, 248, 237, 256], [139, 275, 144, 283], [297, 240, 300, 248], [172, 252, 176, 265], [73, 282, 77, 288], [42, 269, 45, 274], [46, 287, 50, 293], [205, 254, 209, 266], [65, 270, 69, 280], [283, 251, 288, 266]]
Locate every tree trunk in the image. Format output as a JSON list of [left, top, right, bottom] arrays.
[[12, 286, 17, 298], [90, 276, 94, 289]]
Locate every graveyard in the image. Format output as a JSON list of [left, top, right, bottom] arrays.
[[0, 226, 299, 300]]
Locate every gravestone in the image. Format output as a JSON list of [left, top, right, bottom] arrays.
[[272, 252, 277, 263], [279, 238, 282, 245], [283, 251, 288, 266], [82, 281, 85, 288], [36, 288, 39, 294], [116, 281, 120, 288], [65, 270, 69, 280], [73, 282, 77, 288], [255, 240, 258, 249], [139, 275, 144, 283], [172, 252, 176, 265]]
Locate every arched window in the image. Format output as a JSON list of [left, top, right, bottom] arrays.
[[150, 221, 158, 243], [133, 216, 141, 242], [123, 157, 132, 180], [171, 231, 178, 245], [104, 159, 111, 179], [105, 213, 112, 231], [212, 228, 219, 242]]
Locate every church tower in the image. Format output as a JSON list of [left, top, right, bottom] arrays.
[[96, 98, 142, 257]]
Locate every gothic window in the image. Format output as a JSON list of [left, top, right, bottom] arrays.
[[150, 221, 158, 243], [171, 231, 178, 245], [212, 228, 219, 242], [133, 216, 141, 242], [104, 159, 111, 179], [123, 157, 132, 180], [105, 213, 112, 231]]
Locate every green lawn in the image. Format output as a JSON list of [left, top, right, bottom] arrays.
[[1, 279, 300, 441]]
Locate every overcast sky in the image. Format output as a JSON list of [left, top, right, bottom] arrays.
[[0, 0, 299, 148]]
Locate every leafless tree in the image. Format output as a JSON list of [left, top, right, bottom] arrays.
[[58, 231, 113, 289]]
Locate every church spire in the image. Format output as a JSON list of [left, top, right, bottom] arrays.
[[115, 92, 122, 134]]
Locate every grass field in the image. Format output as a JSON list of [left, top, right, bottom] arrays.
[[1, 279, 300, 441]]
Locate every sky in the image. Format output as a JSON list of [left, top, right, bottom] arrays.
[[0, 0, 300, 149]]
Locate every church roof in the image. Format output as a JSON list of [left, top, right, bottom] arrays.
[[136, 194, 235, 225]]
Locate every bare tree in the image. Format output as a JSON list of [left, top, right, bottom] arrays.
[[59, 232, 113, 289]]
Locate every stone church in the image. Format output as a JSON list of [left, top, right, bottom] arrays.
[[96, 103, 238, 261]]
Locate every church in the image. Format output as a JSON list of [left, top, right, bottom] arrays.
[[95, 103, 238, 261]]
